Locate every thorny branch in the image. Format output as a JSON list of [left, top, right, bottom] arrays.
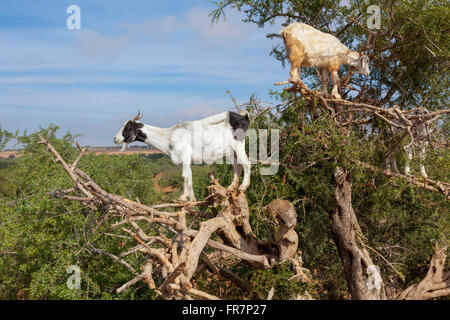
[[38, 134, 304, 300], [273, 80, 449, 199]]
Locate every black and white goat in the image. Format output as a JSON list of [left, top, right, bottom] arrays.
[[114, 111, 251, 201]]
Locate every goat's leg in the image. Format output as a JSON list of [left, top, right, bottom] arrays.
[[228, 157, 242, 191], [179, 163, 191, 201], [403, 145, 413, 176], [285, 36, 305, 82], [386, 154, 400, 174], [179, 180, 189, 202], [320, 68, 330, 95], [289, 62, 301, 83], [385, 157, 392, 171], [330, 70, 341, 99], [390, 156, 400, 174], [419, 145, 428, 179], [187, 166, 196, 201], [235, 146, 251, 192]]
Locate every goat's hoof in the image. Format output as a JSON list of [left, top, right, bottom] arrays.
[[332, 94, 341, 99], [420, 169, 428, 179]]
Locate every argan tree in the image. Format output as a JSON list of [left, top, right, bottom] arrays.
[[210, 0, 449, 299], [0, 0, 448, 300]]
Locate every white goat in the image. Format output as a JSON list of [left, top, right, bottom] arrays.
[[385, 110, 431, 178], [281, 22, 370, 99], [113, 111, 251, 201]]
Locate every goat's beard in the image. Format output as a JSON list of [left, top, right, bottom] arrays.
[[120, 143, 128, 151]]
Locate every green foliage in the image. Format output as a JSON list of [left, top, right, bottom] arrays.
[[0, 126, 18, 151], [248, 263, 307, 299], [0, 125, 210, 299], [206, 0, 450, 300], [0, 0, 448, 300], [212, 0, 449, 108], [212, 97, 449, 298]]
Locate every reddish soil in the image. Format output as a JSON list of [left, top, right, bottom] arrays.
[[0, 150, 18, 158], [153, 172, 177, 194]]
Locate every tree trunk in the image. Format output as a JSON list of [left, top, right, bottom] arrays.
[[395, 245, 449, 300], [330, 167, 383, 300]]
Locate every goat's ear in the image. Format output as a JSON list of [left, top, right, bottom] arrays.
[[123, 121, 139, 143], [128, 122, 139, 142]]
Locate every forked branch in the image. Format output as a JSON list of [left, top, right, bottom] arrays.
[[38, 136, 302, 300]]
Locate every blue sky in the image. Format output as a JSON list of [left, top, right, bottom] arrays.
[[0, 0, 286, 147]]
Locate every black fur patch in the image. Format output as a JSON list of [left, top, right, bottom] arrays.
[[122, 121, 147, 143], [229, 111, 250, 140]]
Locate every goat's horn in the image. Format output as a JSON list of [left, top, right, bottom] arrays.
[[133, 111, 143, 122]]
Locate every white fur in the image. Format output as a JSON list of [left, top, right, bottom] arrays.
[[385, 111, 430, 179], [114, 111, 251, 201], [281, 22, 370, 99]]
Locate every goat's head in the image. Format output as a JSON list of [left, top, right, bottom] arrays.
[[113, 111, 146, 151], [356, 53, 370, 77]]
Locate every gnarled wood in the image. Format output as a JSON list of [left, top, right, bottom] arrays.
[[395, 245, 449, 300], [330, 167, 383, 300], [38, 137, 301, 300]]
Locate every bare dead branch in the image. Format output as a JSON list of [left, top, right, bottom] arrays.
[[356, 160, 449, 199], [88, 244, 137, 274], [38, 137, 302, 299]]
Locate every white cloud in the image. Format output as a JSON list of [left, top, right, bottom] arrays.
[[0, 4, 288, 147], [184, 7, 256, 45], [72, 6, 261, 63], [74, 29, 134, 62], [0, 86, 233, 146], [124, 15, 183, 40], [169, 103, 227, 121]]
